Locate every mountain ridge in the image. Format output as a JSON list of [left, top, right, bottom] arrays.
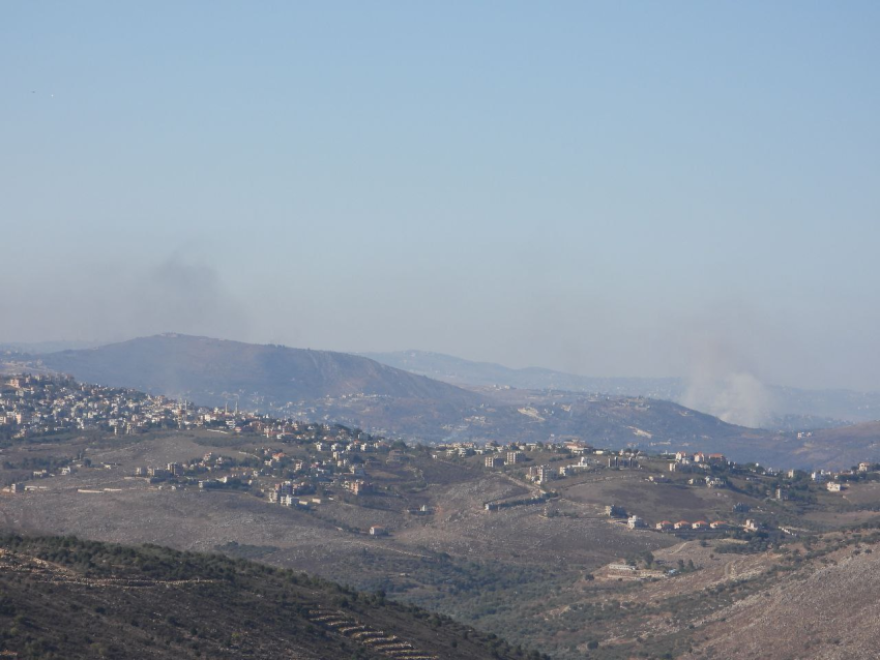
[[38, 334, 483, 407], [361, 349, 682, 397], [364, 349, 880, 427], [6, 334, 878, 469]]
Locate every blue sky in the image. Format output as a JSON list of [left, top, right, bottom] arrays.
[[2, 2, 879, 390]]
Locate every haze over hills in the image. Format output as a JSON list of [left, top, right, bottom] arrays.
[[6, 2, 880, 658], [37, 334, 483, 408], [365, 350, 880, 429], [3, 334, 772, 461], [13, 338, 879, 434], [361, 350, 683, 398], [0, 333, 876, 470], [0, 340, 106, 354]]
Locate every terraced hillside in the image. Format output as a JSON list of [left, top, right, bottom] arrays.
[[0, 535, 534, 660]]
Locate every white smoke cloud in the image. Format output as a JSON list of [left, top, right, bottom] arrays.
[[682, 370, 774, 428], [679, 339, 776, 428]]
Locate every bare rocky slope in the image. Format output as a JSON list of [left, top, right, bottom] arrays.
[[681, 529, 880, 660]]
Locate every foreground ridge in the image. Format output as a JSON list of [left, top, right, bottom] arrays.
[[0, 535, 532, 660]]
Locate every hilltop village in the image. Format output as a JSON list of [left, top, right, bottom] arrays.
[[0, 373, 357, 439], [4, 373, 879, 544]]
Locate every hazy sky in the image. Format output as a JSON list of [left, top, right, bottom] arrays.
[[2, 2, 879, 390]]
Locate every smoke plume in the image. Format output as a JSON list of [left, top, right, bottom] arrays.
[[680, 341, 776, 428]]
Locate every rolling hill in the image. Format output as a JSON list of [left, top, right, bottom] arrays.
[[788, 421, 880, 469], [13, 334, 880, 469], [37, 334, 482, 407], [361, 350, 682, 398], [365, 350, 880, 428], [25, 335, 745, 448]]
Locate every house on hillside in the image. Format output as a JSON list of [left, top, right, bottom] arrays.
[[674, 520, 690, 530], [655, 520, 673, 532], [348, 480, 374, 495], [691, 521, 709, 531], [608, 455, 638, 469], [627, 515, 646, 529], [485, 456, 504, 468], [530, 465, 554, 484]]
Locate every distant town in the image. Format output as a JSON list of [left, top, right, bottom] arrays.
[[4, 373, 878, 549]]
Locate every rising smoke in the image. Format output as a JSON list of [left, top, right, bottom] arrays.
[[0, 253, 249, 345], [680, 341, 777, 428]]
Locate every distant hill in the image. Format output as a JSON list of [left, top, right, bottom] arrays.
[[0, 534, 530, 660], [14, 334, 880, 469], [0, 340, 106, 354], [14, 335, 769, 456], [364, 350, 880, 428], [38, 334, 482, 408], [11, 342, 880, 431], [361, 350, 682, 398], [789, 421, 880, 470]]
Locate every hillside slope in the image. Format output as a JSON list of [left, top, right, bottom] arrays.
[[7, 340, 833, 467], [9, 347, 878, 468], [365, 350, 880, 428], [789, 420, 880, 469], [362, 350, 681, 398], [30, 336, 758, 451], [680, 527, 880, 660], [39, 334, 482, 407], [0, 534, 532, 660]]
